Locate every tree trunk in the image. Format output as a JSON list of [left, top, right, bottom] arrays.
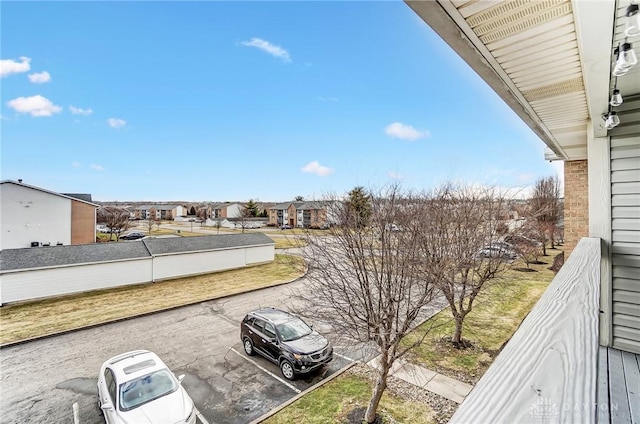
[[452, 315, 464, 345], [364, 368, 388, 423]]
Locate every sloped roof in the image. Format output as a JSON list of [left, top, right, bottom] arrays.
[[0, 234, 274, 271], [135, 204, 183, 210], [270, 201, 325, 211], [143, 233, 273, 255], [62, 193, 93, 202], [1, 180, 99, 207]]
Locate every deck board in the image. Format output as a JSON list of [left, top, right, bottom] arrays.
[[621, 351, 640, 424], [597, 346, 611, 424], [609, 348, 632, 423]]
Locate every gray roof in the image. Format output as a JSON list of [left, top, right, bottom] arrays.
[[270, 201, 325, 211], [135, 204, 182, 210], [0, 234, 274, 272], [62, 193, 93, 202], [0, 242, 150, 271], [143, 233, 273, 255]]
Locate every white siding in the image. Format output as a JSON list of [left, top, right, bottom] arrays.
[[0, 244, 275, 304], [154, 249, 246, 280], [611, 133, 640, 354], [245, 245, 274, 265], [0, 184, 72, 250], [0, 259, 152, 304], [153, 245, 273, 280]]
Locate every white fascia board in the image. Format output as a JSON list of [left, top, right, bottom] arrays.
[[572, 0, 617, 139]]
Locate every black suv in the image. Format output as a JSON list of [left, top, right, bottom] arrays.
[[240, 307, 333, 380]]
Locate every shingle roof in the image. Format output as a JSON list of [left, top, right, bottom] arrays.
[[143, 233, 273, 255], [270, 201, 325, 211], [0, 234, 274, 271], [62, 193, 93, 202], [0, 242, 150, 271]]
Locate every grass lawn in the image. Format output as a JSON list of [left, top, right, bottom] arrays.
[[264, 367, 436, 424], [270, 236, 306, 249], [0, 254, 304, 346], [402, 246, 563, 384]]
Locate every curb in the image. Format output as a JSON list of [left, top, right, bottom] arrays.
[[248, 361, 358, 424], [0, 261, 308, 349]]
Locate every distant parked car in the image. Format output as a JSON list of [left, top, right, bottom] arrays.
[[97, 350, 196, 424], [281, 224, 292, 230], [240, 307, 333, 380], [475, 245, 517, 260], [121, 232, 145, 240]]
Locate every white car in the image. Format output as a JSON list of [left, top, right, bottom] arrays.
[[97, 350, 196, 424]]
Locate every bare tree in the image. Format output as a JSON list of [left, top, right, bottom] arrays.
[[295, 185, 440, 423], [97, 206, 131, 241], [417, 184, 512, 348], [236, 204, 255, 233], [145, 219, 155, 235], [528, 175, 562, 255]]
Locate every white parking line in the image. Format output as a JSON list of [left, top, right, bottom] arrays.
[[195, 408, 210, 424], [229, 348, 301, 394], [333, 351, 356, 363]]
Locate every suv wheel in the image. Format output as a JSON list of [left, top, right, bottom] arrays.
[[280, 359, 295, 380], [243, 338, 255, 356]]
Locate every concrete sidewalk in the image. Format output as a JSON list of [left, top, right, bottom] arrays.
[[367, 356, 473, 403]]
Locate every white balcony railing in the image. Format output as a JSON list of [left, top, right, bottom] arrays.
[[450, 237, 601, 424]]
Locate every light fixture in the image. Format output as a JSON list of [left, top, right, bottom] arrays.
[[625, 4, 640, 37], [613, 42, 638, 76], [610, 87, 623, 107], [603, 110, 620, 130]]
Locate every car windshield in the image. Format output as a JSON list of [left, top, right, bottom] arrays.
[[277, 318, 312, 342], [119, 369, 178, 411]]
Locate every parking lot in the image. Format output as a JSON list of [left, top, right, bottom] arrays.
[[0, 279, 372, 424]]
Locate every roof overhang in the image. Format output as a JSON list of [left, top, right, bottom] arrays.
[[405, 0, 630, 161]]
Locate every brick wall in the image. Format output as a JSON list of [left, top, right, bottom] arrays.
[[564, 160, 589, 255], [71, 200, 97, 245]]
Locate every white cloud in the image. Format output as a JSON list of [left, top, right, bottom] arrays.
[[90, 164, 104, 171], [107, 118, 126, 129], [69, 105, 93, 116], [7, 95, 62, 117], [388, 171, 403, 180], [384, 122, 429, 141], [318, 96, 339, 102], [71, 161, 83, 168], [241, 38, 291, 62], [0, 56, 31, 77], [302, 161, 334, 177], [28, 71, 51, 84]]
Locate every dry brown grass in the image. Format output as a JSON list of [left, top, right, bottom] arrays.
[[402, 247, 563, 384], [0, 254, 304, 345]]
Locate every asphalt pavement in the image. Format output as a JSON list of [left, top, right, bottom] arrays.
[[0, 278, 368, 424]]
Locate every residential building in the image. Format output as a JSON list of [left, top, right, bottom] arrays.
[[208, 203, 244, 219], [268, 201, 329, 228], [0, 180, 98, 249], [133, 204, 186, 220], [407, 0, 639, 421]]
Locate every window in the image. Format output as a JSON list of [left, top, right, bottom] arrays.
[[104, 368, 117, 404], [264, 323, 276, 339], [253, 319, 265, 332]]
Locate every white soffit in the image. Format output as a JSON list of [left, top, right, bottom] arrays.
[[407, 0, 617, 161]]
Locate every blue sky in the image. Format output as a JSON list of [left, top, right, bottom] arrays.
[[1, 1, 561, 203]]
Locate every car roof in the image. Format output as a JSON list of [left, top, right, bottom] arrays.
[[249, 307, 297, 325], [104, 350, 168, 382]]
